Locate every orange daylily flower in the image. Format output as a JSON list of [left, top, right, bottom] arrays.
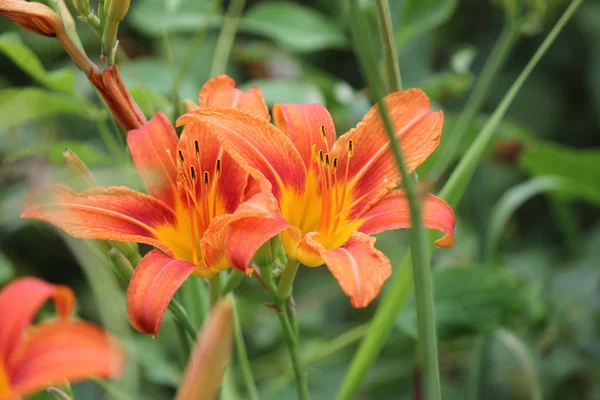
[[21, 76, 286, 336], [178, 83, 456, 307], [0, 277, 123, 400]]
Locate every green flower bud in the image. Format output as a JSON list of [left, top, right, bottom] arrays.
[[104, 0, 130, 22], [63, 148, 97, 188], [71, 0, 91, 16], [108, 247, 133, 281]]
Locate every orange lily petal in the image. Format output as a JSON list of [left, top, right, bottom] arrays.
[[21, 184, 176, 256], [8, 321, 123, 398], [126, 250, 200, 336], [0, 278, 74, 361], [177, 122, 247, 215], [176, 108, 306, 200], [175, 300, 233, 400], [202, 180, 289, 271], [359, 190, 456, 248], [199, 75, 269, 120], [320, 231, 391, 308], [128, 112, 179, 210], [332, 89, 443, 217], [273, 103, 336, 173]]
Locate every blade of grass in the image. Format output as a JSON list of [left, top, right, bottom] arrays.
[[345, 1, 440, 399], [338, 0, 583, 397], [430, 10, 520, 180], [210, 0, 246, 77]]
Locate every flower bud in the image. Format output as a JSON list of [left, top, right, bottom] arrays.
[[253, 235, 282, 268], [63, 148, 98, 188], [0, 0, 64, 37], [71, 0, 91, 16], [103, 0, 130, 23], [108, 248, 133, 281]]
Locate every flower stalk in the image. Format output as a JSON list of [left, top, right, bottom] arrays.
[[276, 259, 300, 300], [347, 1, 441, 399]]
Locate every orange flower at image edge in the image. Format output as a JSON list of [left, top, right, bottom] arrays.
[[0, 277, 123, 400], [178, 83, 456, 307], [21, 77, 286, 336]]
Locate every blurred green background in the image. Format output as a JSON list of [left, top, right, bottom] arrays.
[[1, 0, 599, 399]]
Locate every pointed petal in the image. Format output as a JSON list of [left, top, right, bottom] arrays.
[[273, 103, 336, 173], [0, 278, 74, 360], [321, 232, 391, 308], [128, 112, 179, 209], [176, 108, 306, 200], [22, 184, 177, 256], [175, 300, 233, 400], [126, 250, 200, 336], [8, 321, 124, 398], [359, 190, 455, 248], [199, 75, 269, 120], [177, 122, 247, 216], [202, 180, 289, 271], [332, 89, 443, 217]]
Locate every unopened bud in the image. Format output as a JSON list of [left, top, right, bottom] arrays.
[[63, 148, 98, 188], [108, 240, 141, 266], [71, 0, 91, 16], [108, 248, 134, 281], [103, 0, 130, 22], [253, 235, 282, 268], [0, 0, 64, 37]]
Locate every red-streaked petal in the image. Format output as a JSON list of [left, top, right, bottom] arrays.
[[177, 122, 247, 216], [199, 75, 269, 120], [273, 103, 336, 173], [332, 89, 443, 217], [359, 190, 455, 248], [0, 278, 74, 361], [8, 321, 124, 398], [128, 112, 179, 210], [21, 184, 176, 256], [202, 180, 289, 271], [321, 231, 391, 308], [175, 300, 233, 400], [126, 250, 201, 336], [176, 108, 306, 200]]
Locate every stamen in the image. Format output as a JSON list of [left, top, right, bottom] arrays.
[[320, 125, 327, 143], [332, 157, 338, 169], [190, 166, 197, 182], [203, 171, 209, 187], [325, 153, 330, 167], [215, 159, 221, 178], [347, 140, 354, 157], [178, 149, 185, 165], [319, 150, 324, 164], [194, 140, 200, 158]]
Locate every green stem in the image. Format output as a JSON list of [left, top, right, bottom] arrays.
[[440, 0, 583, 207], [286, 297, 299, 338], [101, 20, 119, 65], [181, 278, 207, 329], [430, 14, 519, 179], [346, 1, 441, 399], [231, 296, 260, 400], [337, 1, 583, 397], [168, 299, 198, 340], [208, 276, 221, 308], [276, 259, 300, 300], [210, 0, 246, 77], [274, 296, 310, 400], [375, 0, 401, 92]]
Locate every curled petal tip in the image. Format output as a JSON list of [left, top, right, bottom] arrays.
[[0, 0, 63, 37], [434, 235, 455, 248]]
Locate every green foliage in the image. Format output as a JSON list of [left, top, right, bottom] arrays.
[[0, 88, 95, 132], [0, 33, 74, 93], [239, 2, 348, 52]]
